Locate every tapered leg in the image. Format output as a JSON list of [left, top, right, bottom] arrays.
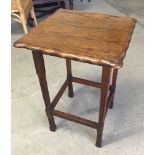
[[32, 52, 56, 131], [66, 59, 74, 97], [96, 66, 112, 147], [109, 69, 118, 109]]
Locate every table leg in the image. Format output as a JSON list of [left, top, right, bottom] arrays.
[[109, 69, 118, 109], [32, 52, 56, 131], [66, 59, 74, 97], [69, 0, 73, 10], [96, 66, 112, 147]]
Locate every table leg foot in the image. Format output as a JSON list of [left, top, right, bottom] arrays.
[[96, 126, 103, 147], [68, 92, 74, 98], [109, 101, 114, 109], [50, 124, 56, 132], [49, 119, 56, 131], [68, 83, 74, 98], [95, 142, 102, 148], [45, 108, 57, 132]]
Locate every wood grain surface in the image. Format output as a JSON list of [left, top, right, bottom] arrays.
[[14, 9, 136, 68]]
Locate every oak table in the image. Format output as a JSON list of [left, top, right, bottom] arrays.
[[14, 9, 136, 147]]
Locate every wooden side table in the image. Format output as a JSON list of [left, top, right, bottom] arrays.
[[14, 9, 136, 147]]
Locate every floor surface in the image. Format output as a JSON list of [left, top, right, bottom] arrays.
[[12, 0, 144, 154]]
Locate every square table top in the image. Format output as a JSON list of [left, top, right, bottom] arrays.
[[14, 9, 136, 68]]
